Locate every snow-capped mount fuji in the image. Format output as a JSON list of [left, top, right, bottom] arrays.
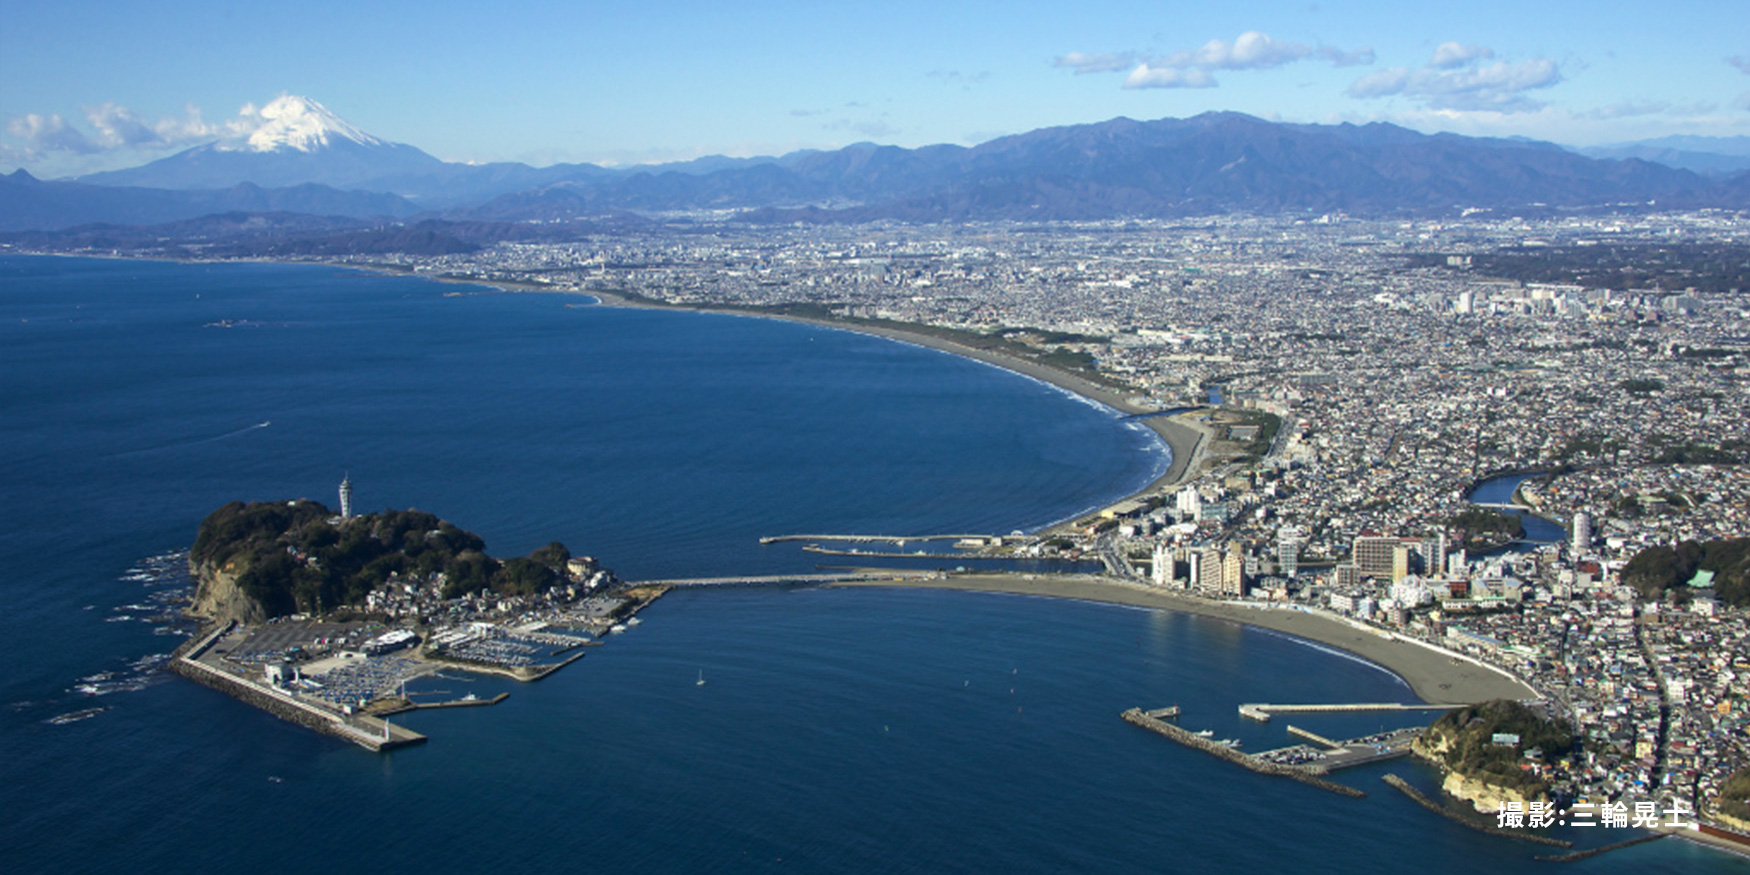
[[77, 96, 444, 193], [230, 95, 387, 153]]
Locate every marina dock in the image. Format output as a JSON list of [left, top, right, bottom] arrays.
[[1121, 707, 1365, 798], [1252, 726, 1422, 771]]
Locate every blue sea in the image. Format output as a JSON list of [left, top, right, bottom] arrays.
[[1, 255, 1737, 873]]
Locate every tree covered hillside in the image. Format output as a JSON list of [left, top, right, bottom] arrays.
[[191, 500, 578, 618], [1620, 537, 1750, 606]]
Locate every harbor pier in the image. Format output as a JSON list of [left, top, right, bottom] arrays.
[[1121, 707, 1365, 798], [1239, 701, 1457, 722]]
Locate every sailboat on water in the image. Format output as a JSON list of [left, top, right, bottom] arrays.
[[696, 670, 706, 687]]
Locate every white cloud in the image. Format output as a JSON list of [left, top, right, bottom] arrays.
[[83, 102, 225, 149], [1174, 31, 1313, 71], [1053, 52, 1137, 75], [1123, 64, 1218, 90], [1064, 30, 1371, 89], [6, 113, 99, 156], [1348, 45, 1561, 113], [1429, 42, 1494, 70], [1316, 46, 1377, 67], [4, 100, 266, 165], [1731, 56, 1750, 75]]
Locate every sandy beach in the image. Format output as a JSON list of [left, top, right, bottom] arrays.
[[830, 572, 1538, 706]]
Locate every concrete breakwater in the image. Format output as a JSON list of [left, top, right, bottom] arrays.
[[1121, 708, 1364, 798], [1534, 833, 1666, 862], [171, 621, 425, 752], [1381, 774, 1570, 848], [377, 692, 510, 716], [170, 653, 425, 752]]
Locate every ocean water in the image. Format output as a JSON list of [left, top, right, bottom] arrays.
[[0, 255, 1736, 873]]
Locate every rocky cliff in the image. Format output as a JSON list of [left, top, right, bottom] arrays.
[[188, 558, 270, 625], [1438, 769, 1548, 814], [1412, 699, 1572, 814]]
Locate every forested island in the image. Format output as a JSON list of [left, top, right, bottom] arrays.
[[189, 499, 613, 623]]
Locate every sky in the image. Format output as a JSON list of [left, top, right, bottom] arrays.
[[2, 0, 1748, 177]]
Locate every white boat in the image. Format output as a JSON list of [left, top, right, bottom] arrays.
[[696, 671, 706, 687]]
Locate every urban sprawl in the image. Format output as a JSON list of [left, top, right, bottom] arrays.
[[286, 210, 1746, 824]]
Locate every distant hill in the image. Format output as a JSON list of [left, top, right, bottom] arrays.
[[1580, 135, 1750, 176], [10, 102, 1749, 231], [0, 169, 419, 232], [472, 113, 1729, 221]]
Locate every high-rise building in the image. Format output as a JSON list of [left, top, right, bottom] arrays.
[[1392, 544, 1412, 583], [1151, 542, 1172, 587], [1422, 532, 1447, 578], [1222, 546, 1246, 597], [339, 474, 353, 519], [1277, 528, 1301, 578], [1352, 536, 1399, 579], [1176, 486, 1202, 520], [1571, 512, 1592, 556], [1189, 546, 1220, 593]]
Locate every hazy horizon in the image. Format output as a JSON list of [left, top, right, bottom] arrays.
[[5, 1, 1749, 178]]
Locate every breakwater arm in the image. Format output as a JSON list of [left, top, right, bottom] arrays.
[[1381, 774, 1569, 848], [1533, 833, 1667, 862], [1121, 708, 1364, 798], [170, 640, 425, 752]]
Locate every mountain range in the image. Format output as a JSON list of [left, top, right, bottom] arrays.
[[3, 95, 1746, 235]]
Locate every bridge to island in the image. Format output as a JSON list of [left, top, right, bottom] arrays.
[[757, 533, 1026, 545], [632, 570, 942, 588]]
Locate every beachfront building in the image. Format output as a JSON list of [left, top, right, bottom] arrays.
[[1221, 545, 1246, 597], [1277, 527, 1301, 579]]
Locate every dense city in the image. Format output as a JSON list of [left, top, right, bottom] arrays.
[[326, 208, 1750, 829]]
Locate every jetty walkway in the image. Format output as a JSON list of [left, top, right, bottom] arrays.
[[758, 533, 1026, 545], [632, 571, 940, 588], [1239, 701, 1456, 722]]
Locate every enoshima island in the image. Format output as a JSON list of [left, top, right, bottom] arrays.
[[171, 475, 1744, 857]]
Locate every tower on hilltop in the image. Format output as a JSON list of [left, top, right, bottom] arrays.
[[339, 474, 353, 519]]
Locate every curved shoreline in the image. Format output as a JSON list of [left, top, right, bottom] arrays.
[[578, 289, 1212, 491], [828, 573, 1538, 706], [460, 277, 1531, 708]]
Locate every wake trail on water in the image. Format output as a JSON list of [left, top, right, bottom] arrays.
[[108, 420, 272, 458]]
